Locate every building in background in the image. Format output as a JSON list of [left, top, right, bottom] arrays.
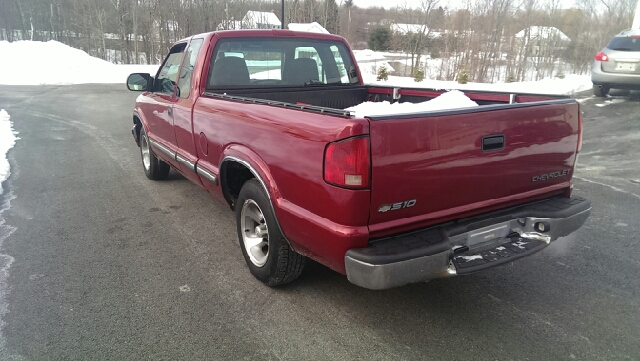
[[287, 22, 329, 34], [515, 26, 570, 56], [242, 11, 282, 29]]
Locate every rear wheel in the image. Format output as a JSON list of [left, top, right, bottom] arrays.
[[139, 126, 170, 180], [237, 179, 306, 286], [593, 84, 610, 97]]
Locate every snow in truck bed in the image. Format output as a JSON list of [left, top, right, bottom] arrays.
[[345, 90, 479, 118]]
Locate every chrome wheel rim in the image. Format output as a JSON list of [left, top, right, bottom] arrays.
[[240, 199, 269, 267], [140, 132, 151, 170]]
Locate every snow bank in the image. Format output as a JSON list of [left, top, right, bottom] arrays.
[[0, 40, 158, 85], [361, 72, 592, 96], [353, 49, 592, 95], [346, 90, 478, 118], [353, 49, 389, 62], [353, 50, 399, 79], [0, 110, 17, 195]]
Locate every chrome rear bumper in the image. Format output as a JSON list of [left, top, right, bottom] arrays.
[[345, 196, 591, 290]]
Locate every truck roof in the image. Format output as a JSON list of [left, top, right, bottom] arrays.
[[180, 29, 347, 43]]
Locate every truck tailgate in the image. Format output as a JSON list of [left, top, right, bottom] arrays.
[[367, 100, 580, 234]]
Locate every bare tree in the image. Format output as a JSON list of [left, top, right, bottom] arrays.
[[1, 0, 635, 78]]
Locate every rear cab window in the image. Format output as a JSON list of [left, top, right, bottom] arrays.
[[206, 37, 359, 88]]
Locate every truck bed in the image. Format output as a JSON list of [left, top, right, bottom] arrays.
[[202, 85, 580, 239], [205, 85, 567, 113]]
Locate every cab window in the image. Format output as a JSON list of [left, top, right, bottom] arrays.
[[177, 39, 204, 98], [155, 43, 186, 94]]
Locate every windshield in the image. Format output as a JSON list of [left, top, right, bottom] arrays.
[[206, 37, 359, 88], [607, 37, 640, 52]]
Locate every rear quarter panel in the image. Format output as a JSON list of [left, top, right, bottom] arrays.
[[192, 97, 371, 272]]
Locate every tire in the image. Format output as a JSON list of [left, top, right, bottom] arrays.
[[593, 84, 610, 97], [236, 179, 306, 286], [139, 126, 170, 180]]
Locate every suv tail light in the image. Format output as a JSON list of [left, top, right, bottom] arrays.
[[595, 52, 609, 61], [324, 136, 370, 189]]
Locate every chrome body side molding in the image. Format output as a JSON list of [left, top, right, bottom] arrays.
[[148, 138, 175, 160], [148, 135, 219, 186], [176, 153, 196, 173], [196, 165, 218, 185]]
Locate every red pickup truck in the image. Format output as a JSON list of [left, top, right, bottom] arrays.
[[126, 30, 591, 290]]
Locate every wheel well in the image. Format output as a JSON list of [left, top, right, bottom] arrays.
[[221, 161, 255, 210], [133, 115, 142, 141]]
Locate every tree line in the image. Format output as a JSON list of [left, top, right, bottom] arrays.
[[0, 0, 637, 82], [365, 0, 636, 82]]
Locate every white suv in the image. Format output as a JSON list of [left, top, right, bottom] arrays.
[[591, 29, 640, 97]]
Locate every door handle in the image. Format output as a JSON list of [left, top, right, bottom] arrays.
[[482, 135, 505, 152], [168, 107, 173, 117]]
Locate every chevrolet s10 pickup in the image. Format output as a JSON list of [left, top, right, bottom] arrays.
[[126, 29, 591, 290]]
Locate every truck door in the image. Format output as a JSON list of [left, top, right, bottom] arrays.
[[146, 42, 186, 169], [172, 38, 205, 185]]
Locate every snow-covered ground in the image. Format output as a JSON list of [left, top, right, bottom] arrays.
[[361, 71, 592, 95], [354, 51, 593, 95], [0, 40, 158, 85], [0, 109, 18, 357], [0, 110, 17, 195]]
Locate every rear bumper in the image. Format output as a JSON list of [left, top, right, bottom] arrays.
[[345, 196, 591, 290], [591, 62, 640, 89]]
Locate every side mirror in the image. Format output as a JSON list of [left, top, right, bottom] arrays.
[[127, 73, 152, 91]]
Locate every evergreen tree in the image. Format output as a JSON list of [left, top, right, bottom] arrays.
[[368, 27, 391, 51]]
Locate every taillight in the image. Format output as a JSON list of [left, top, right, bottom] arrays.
[[324, 136, 370, 189], [594, 52, 608, 62]]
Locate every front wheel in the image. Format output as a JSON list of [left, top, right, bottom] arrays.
[[236, 179, 306, 286], [139, 125, 170, 180]]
